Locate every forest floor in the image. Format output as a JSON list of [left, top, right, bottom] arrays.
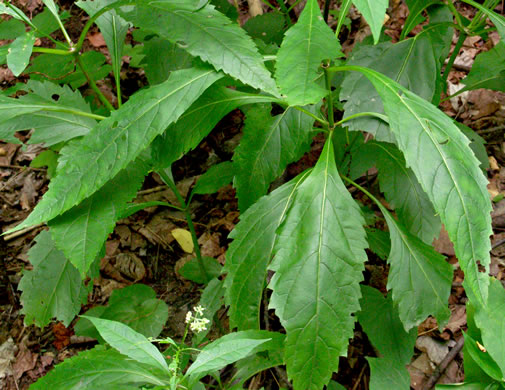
[[1, 1, 505, 389]]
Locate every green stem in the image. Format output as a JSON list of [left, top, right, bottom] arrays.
[[335, 0, 353, 38], [323, 0, 331, 23], [75, 54, 115, 111], [341, 175, 382, 209], [293, 106, 329, 127], [38, 106, 106, 121], [446, 0, 466, 31], [277, 0, 293, 26], [439, 31, 466, 101], [335, 111, 389, 127], [115, 75, 122, 108], [259, 0, 277, 11], [324, 66, 335, 130], [32, 47, 75, 56], [287, 0, 304, 13], [158, 169, 209, 282], [55, 15, 73, 47]]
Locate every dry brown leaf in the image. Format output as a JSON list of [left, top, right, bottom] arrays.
[[87, 32, 106, 47]]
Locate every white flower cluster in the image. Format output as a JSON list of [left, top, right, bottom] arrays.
[[185, 305, 210, 333]]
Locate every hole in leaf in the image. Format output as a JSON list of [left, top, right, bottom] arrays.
[[51, 94, 60, 101]]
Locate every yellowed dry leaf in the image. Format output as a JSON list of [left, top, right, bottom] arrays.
[[172, 228, 194, 253]]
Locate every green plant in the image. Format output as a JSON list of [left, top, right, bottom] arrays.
[[1, 0, 505, 388]]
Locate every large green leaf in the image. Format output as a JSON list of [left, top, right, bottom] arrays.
[[339, 65, 492, 305], [18, 231, 87, 327], [275, 0, 341, 106], [268, 139, 368, 390], [77, 0, 129, 92], [119, 1, 278, 95], [27, 51, 112, 89], [462, 42, 505, 93], [358, 286, 416, 390], [192, 161, 235, 196], [30, 347, 168, 389], [8, 66, 221, 234], [186, 330, 281, 378], [474, 278, 505, 375], [341, 24, 449, 142], [76, 284, 169, 339], [382, 208, 452, 329], [83, 317, 169, 372], [372, 141, 440, 243], [7, 31, 35, 77], [223, 171, 310, 330], [352, 0, 388, 43], [151, 85, 277, 169], [0, 81, 96, 146], [49, 158, 149, 277], [233, 104, 316, 211]]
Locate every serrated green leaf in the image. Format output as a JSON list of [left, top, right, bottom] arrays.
[[365, 227, 391, 261], [474, 278, 505, 376], [151, 85, 277, 169], [18, 231, 87, 327], [119, 1, 278, 95], [339, 64, 492, 306], [27, 51, 112, 89], [76, 284, 169, 340], [31, 150, 58, 179], [383, 208, 452, 329], [341, 28, 444, 142], [83, 317, 169, 372], [193, 278, 225, 345], [8, 66, 221, 234], [358, 286, 416, 390], [436, 384, 502, 390], [233, 104, 317, 211], [77, 0, 129, 90], [462, 42, 505, 93], [243, 12, 285, 45], [275, 0, 341, 106], [140, 37, 194, 85], [49, 158, 148, 277], [402, 0, 442, 39], [223, 171, 310, 330], [7, 31, 35, 77], [461, 0, 505, 41], [192, 161, 234, 195], [371, 141, 441, 243], [30, 347, 168, 389], [359, 286, 416, 361], [187, 330, 280, 377], [352, 0, 388, 43], [268, 139, 368, 390], [0, 81, 96, 147], [458, 123, 489, 171]]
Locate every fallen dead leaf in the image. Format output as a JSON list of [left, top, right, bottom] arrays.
[[172, 228, 194, 253], [88, 32, 106, 47], [0, 338, 17, 379], [12, 341, 37, 380], [445, 305, 466, 334], [52, 323, 72, 351], [416, 335, 449, 365]]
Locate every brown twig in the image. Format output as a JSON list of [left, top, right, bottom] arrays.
[[0, 164, 46, 172], [422, 336, 465, 390]]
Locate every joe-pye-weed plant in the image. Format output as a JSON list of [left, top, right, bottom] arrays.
[[1, 0, 505, 388]]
